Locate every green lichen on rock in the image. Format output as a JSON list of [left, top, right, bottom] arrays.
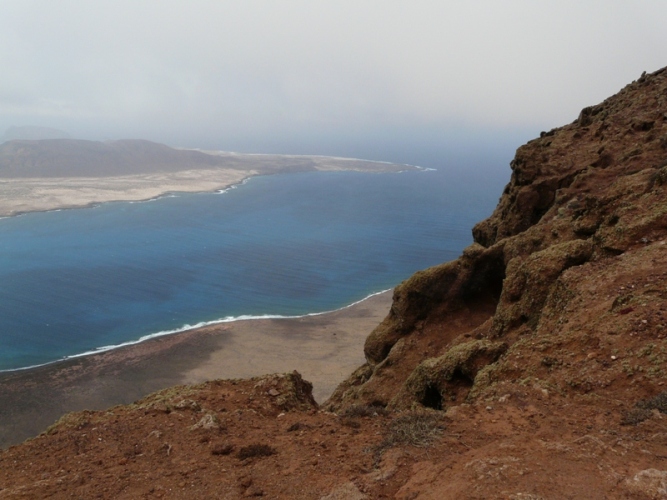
[[493, 239, 593, 335], [44, 409, 98, 435], [389, 340, 507, 411], [594, 195, 667, 253], [324, 363, 374, 411], [249, 371, 318, 412], [364, 261, 463, 366], [364, 243, 505, 367]]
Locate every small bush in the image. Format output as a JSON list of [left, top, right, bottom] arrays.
[[621, 408, 653, 426], [379, 411, 444, 450], [648, 165, 667, 188], [621, 391, 667, 425], [237, 444, 277, 460], [341, 403, 388, 418], [638, 391, 667, 413]]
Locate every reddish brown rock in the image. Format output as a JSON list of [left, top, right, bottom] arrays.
[[3, 67, 667, 499]]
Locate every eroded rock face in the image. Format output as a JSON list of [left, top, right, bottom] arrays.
[[363, 242, 506, 367], [249, 371, 318, 414], [474, 67, 667, 250], [327, 65, 667, 413], [492, 238, 593, 335], [389, 340, 507, 411]]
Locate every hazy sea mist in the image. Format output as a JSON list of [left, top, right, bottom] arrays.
[[0, 166, 504, 371]]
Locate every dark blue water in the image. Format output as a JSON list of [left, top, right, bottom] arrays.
[[0, 168, 501, 370]]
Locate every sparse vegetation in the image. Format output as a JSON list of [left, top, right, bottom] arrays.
[[341, 403, 388, 418], [637, 391, 667, 413], [340, 417, 361, 429], [236, 444, 277, 460], [377, 411, 444, 452], [621, 391, 667, 425], [648, 165, 667, 188]]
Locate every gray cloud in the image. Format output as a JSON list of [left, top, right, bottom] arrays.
[[1, 1, 666, 156]]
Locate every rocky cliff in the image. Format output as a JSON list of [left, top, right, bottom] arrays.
[[326, 66, 667, 418], [2, 68, 667, 499]]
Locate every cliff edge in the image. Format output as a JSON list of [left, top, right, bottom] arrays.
[[2, 67, 667, 499], [328, 66, 667, 416]]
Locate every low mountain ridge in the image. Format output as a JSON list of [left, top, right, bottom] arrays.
[[0, 139, 240, 177], [0, 138, 411, 179], [2, 67, 667, 498]]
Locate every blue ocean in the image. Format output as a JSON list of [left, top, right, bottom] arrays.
[[0, 166, 504, 371]]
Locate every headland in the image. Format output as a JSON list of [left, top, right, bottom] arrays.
[[0, 139, 416, 217]]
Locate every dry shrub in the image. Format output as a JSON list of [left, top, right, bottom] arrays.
[[237, 444, 277, 460], [648, 166, 667, 189], [621, 408, 653, 426], [621, 391, 667, 425], [341, 403, 388, 418], [379, 411, 444, 450], [638, 391, 667, 413]]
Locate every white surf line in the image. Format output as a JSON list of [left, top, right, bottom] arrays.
[[0, 289, 393, 374]]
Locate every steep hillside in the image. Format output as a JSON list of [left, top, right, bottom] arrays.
[[327, 66, 667, 414], [2, 67, 667, 499]]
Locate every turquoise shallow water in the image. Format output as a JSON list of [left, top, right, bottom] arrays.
[[0, 167, 501, 371]]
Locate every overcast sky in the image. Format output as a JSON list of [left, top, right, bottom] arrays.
[[2, 1, 666, 164]]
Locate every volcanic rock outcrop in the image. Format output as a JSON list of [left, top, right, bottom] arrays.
[[327, 66, 667, 417], [2, 67, 667, 499]]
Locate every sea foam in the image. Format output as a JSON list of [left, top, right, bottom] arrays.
[[0, 289, 391, 373]]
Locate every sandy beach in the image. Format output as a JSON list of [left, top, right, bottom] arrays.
[[0, 168, 255, 217], [0, 150, 409, 448], [0, 148, 416, 217], [0, 290, 392, 448]]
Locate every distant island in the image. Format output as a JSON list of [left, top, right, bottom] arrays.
[[0, 138, 417, 217], [0, 125, 71, 143]]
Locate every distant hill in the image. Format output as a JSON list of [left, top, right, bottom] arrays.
[[0, 139, 236, 178], [1, 126, 70, 142], [0, 138, 410, 178]]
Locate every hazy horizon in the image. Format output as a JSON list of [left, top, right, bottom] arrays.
[[2, 2, 666, 166]]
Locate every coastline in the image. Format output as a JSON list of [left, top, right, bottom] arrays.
[[1, 289, 391, 375], [0, 154, 423, 219], [0, 168, 256, 218], [0, 156, 419, 446], [0, 290, 393, 448]]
